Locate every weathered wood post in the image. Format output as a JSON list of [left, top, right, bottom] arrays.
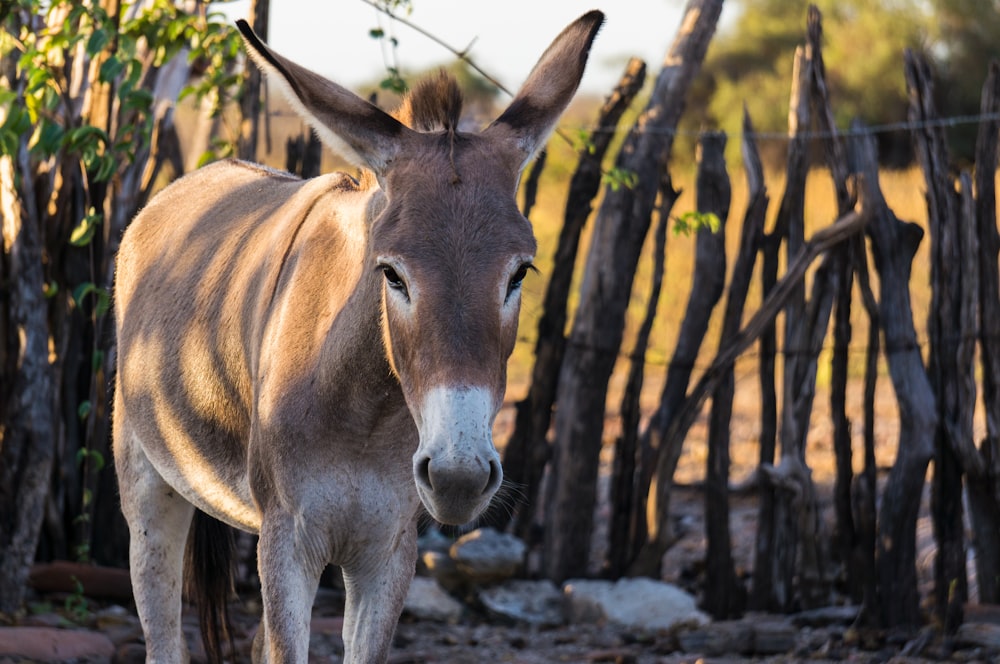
[[543, 0, 723, 582], [906, 49, 979, 631], [849, 121, 936, 630], [969, 60, 1000, 606], [703, 116, 766, 618], [501, 58, 646, 541]]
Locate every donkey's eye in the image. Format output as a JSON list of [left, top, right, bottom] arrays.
[[506, 263, 532, 299], [380, 265, 408, 296]]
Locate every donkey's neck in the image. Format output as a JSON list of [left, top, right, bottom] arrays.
[[312, 196, 410, 441]]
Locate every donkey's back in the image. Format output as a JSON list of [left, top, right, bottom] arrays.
[[115, 162, 376, 529]]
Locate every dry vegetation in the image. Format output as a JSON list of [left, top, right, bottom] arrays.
[[500, 142, 957, 483]]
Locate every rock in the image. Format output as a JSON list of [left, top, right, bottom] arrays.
[[403, 577, 464, 623], [416, 527, 453, 555], [29, 561, 133, 602], [94, 605, 143, 647], [115, 642, 147, 664], [955, 622, 1000, 649], [20, 611, 71, 629], [0, 626, 115, 661], [677, 620, 754, 655], [418, 550, 465, 593], [562, 578, 710, 633], [751, 617, 798, 654], [791, 605, 860, 627], [965, 603, 1000, 625], [449, 528, 525, 584], [479, 580, 564, 627]]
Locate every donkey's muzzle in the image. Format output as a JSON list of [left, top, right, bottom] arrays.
[[412, 385, 503, 524]]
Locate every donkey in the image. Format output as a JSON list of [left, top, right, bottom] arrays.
[[113, 11, 602, 663]]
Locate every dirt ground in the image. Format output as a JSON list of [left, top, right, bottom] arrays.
[[9, 376, 999, 663]]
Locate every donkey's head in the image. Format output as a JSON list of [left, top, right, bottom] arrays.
[[238, 12, 602, 524]]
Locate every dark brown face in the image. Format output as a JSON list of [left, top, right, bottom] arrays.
[[371, 135, 536, 524]]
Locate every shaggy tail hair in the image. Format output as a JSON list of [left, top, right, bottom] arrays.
[[186, 510, 237, 663]]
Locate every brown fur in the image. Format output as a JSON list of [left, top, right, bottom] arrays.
[[394, 71, 464, 132], [115, 12, 603, 663]]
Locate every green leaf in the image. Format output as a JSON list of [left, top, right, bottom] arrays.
[[602, 167, 638, 192], [30, 120, 65, 156], [72, 282, 111, 317], [196, 149, 216, 169], [75, 447, 107, 473], [0, 105, 30, 155], [93, 155, 117, 182], [86, 28, 110, 56], [77, 400, 92, 421], [43, 282, 59, 298], [369, 28, 385, 39], [65, 125, 108, 152], [166, 18, 187, 42], [379, 70, 407, 94], [98, 55, 125, 83], [672, 210, 721, 236], [90, 450, 105, 473], [26, 67, 50, 93], [121, 88, 153, 112], [69, 211, 102, 247]]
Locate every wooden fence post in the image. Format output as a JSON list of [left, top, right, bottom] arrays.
[[849, 121, 936, 630], [499, 57, 646, 540], [608, 168, 677, 578], [690, 131, 736, 611], [703, 117, 765, 619], [907, 49, 981, 631], [543, 0, 723, 583], [969, 60, 1000, 606]]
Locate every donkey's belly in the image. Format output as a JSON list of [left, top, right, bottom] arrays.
[[125, 412, 261, 533]]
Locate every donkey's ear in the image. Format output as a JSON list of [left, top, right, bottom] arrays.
[[237, 20, 410, 174], [485, 10, 604, 169]]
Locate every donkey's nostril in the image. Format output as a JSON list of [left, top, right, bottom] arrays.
[[416, 456, 433, 491], [484, 459, 502, 495]]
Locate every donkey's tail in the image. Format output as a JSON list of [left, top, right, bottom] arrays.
[[186, 510, 237, 664]]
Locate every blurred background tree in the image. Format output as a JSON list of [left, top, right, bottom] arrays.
[[680, 0, 998, 167]]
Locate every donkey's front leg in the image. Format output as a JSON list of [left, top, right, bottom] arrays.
[[255, 515, 325, 663], [340, 526, 418, 663]]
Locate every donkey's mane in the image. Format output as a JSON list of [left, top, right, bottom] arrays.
[[393, 71, 463, 133]]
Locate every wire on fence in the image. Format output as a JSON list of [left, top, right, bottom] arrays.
[[268, 108, 1000, 143]]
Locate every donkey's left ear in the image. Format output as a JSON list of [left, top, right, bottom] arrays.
[[485, 10, 604, 169]]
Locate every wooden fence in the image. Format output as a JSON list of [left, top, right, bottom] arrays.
[[497, 2, 1000, 633]]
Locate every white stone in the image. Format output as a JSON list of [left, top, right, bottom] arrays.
[[479, 580, 564, 626], [403, 576, 464, 623], [562, 577, 710, 632]]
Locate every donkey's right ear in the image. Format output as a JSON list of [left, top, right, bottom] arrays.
[[485, 11, 604, 170], [237, 20, 411, 174]]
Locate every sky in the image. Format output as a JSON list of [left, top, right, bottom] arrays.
[[217, 1, 696, 96]]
